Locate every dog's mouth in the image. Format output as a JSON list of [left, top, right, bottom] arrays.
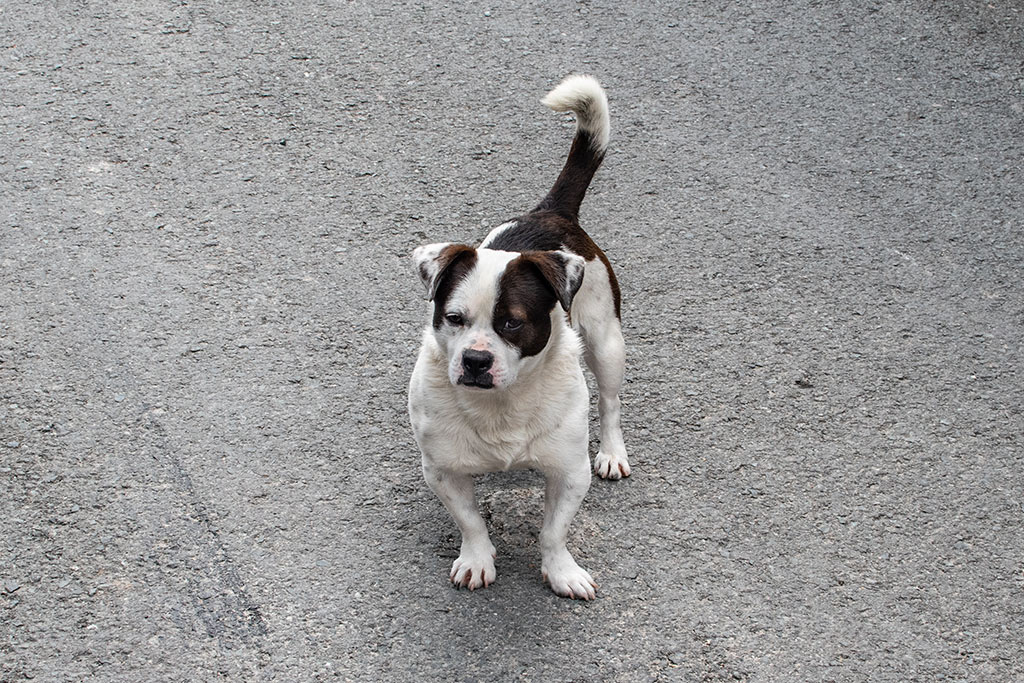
[[457, 374, 495, 389]]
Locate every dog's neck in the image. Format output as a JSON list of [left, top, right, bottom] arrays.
[[455, 329, 582, 449]]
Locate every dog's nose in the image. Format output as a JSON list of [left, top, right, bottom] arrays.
[[462, 349, 494, 375]]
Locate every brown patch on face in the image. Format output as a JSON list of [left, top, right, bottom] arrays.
[[483, 210, 621, 318], [428, 245, 477, 329], [493, 255, 561, 358]]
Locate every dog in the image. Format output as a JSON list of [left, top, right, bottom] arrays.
[[408, 75, 629, 600]]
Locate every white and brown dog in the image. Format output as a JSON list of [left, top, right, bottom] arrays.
[[408, 75, 629, 600]]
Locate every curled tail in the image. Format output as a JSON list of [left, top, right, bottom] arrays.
[[535, 75, 610, 217]]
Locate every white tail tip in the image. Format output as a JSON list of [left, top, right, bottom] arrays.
[[541, 74, 610, 153]]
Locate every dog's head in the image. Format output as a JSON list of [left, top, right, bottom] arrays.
[[413, 244, 585, 390]]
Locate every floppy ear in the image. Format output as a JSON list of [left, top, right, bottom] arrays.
[[412, 243, 477, 300], [521, 250, 586, 312]]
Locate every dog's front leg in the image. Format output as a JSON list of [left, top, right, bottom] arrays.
[[540, 459, 597, 600], [422, 462, 496, 590]]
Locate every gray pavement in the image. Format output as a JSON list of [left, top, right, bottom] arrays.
[[2, 1, 1023, 681]]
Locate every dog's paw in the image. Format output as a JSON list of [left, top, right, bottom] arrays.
[[450, 544, 497, 591], [542, 551, 597, 600], [594, 450, 631, 480]]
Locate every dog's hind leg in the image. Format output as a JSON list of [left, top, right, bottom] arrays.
[[572, 258, 631, 480], [582, 315, 631, 480]]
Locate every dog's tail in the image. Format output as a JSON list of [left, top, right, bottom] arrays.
[[535, 74, 610, 217]]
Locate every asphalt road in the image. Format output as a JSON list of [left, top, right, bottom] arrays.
[[2, 1, 1023, 681]]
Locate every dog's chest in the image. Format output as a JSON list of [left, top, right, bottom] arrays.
[[444, 403, 560, 472], [409, 331, 588, 474]]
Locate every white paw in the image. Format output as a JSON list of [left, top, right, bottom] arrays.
[[594, 450, 631, 480], [542, 551, 597, 600], [450, 543, 496, 590]]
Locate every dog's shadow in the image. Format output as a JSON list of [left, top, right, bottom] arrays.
[[478, 471, 544, 552]]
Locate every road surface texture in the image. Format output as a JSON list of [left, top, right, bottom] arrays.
[[2, 1, 1022, 681]]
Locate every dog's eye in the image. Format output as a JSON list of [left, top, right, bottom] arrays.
[[445, 313, 465, 326], [503, 318, 523, 332]]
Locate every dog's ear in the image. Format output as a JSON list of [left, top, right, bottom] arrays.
[[412, 243, 478, 301], [520, 250, 586, 312]]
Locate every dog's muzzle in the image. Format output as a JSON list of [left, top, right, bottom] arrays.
[[458, 349, 495, 389]]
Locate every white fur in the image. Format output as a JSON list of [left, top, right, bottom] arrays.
[[541, 74, 610, 153], [409, 271, 598, 598], [409, 313, 586, 475], [412, 242, 456, 300], [571, 259, 629, 478], [480, 220, 518, 248]]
